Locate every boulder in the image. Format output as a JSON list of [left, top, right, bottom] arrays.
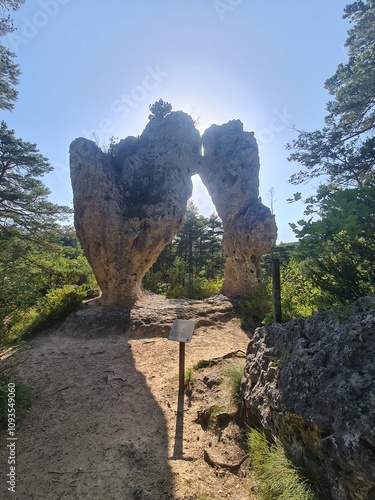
[[241, 296, 375, 499]]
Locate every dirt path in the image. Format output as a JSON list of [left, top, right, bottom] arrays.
[[0, 297, 258, 499]]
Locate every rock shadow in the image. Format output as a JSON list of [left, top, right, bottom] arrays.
[[0, 320, 174, 499]]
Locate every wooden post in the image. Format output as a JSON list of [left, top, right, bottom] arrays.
[[179, 342, 185, 391], [272, 257, 282, 323]]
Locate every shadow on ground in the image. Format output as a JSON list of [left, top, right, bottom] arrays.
[[0, 307, 174, 500]]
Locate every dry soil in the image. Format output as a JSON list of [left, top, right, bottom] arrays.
[[0, 295, 259, 499]]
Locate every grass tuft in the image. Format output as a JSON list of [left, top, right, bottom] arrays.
[[224, 364, 244, 407], [185, 367, 194, 388], [247, 428, 316, 499], [206, 404, 225, 428]]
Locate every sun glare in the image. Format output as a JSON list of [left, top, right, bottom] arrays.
[[190, 174, 216, 216]]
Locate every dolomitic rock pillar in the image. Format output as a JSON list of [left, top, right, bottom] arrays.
[[70, 112, 201, 307], [200, 120, 277, 297]]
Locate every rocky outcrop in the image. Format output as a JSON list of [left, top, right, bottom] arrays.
[[55, 292, 236, 339], [70, 113, 277, 308], [70, 112, 201, 307], [241, 296, 375, 499], [201, 121, 277, 297]]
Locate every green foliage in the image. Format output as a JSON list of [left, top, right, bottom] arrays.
[[279, 257, 324, 320], [327, 294, 375, 322], [205, 404, 225, 428], [3, 284, 87, 344], [0, 228, 96, 341], [0, 121, 70, 234], [195, 493, 210, 500], [143, 201, 225, 299], [287, 1, 375, 308], [238, 279, 272, 328], [165, 277, 223, 300], [0, 0, 94, 347], [233, 241, 324, 326], [0, 379, 33, 430], [0, 1, 24, 110], [148, 99, 172, 120], [247, 428, 316, 499], [0, 1, 24, 36], [287, 0, 375, 187], [259, 244, 329, 323], [291, 185, 375, 306], [224, 364, 244, 408], [184, 367, 194, 388]]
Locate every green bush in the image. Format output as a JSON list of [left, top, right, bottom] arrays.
[[238, 279, 272, 329], [279, 257, 323, 322], [143, 276, 223, 300], [248, 428, 316, 499], [166, 277, 223, 299], [4, 285, 87, 344]]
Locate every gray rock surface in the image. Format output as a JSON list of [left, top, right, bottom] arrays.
[[241, 297, 375, 499], [70, 113, 277, 307]]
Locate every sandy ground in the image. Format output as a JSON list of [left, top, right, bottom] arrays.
[[0, 298, 259, 499]]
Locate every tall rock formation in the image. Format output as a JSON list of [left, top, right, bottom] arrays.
[[201, 121, 276, 297], [70, 112, 201, 307], [70, 112, 277, 308]]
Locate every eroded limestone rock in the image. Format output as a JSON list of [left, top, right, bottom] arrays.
[[70, 113, 276, 307], [70, 112, 201, 307], [201, 121, 277, 297], [241, 296, 375, 499]]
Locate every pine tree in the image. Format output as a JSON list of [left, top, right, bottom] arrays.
[[287, 0, 375, 305], [0, 121, 69, 237]]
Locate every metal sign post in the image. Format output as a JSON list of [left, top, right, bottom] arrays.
[[168, 319, 195, 391]]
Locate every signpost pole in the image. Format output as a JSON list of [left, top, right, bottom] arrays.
[[179, 342, 185, 392], [168, 319, 195, 459], [168, 319, 195, 392]]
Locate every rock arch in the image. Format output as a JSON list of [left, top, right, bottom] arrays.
[[69, 111, 277, 308]]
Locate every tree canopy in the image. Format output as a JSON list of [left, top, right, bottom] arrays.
[[148, 99, 172, 120], [0, 1, 92, 345], [287, 0, 375, 305], [0, 0, 24, 110], [287, 0, 375, 188], [0, 121, 69, 236], [0, 0, 24, 37]]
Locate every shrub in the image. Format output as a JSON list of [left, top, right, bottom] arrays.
[[238, 279, 272, 329], [166, 277, 223, 300], [4, 285, 86, 344], [247, 428, 316, 499]]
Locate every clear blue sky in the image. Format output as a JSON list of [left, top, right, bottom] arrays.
[[3, 0, 350, 242]]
